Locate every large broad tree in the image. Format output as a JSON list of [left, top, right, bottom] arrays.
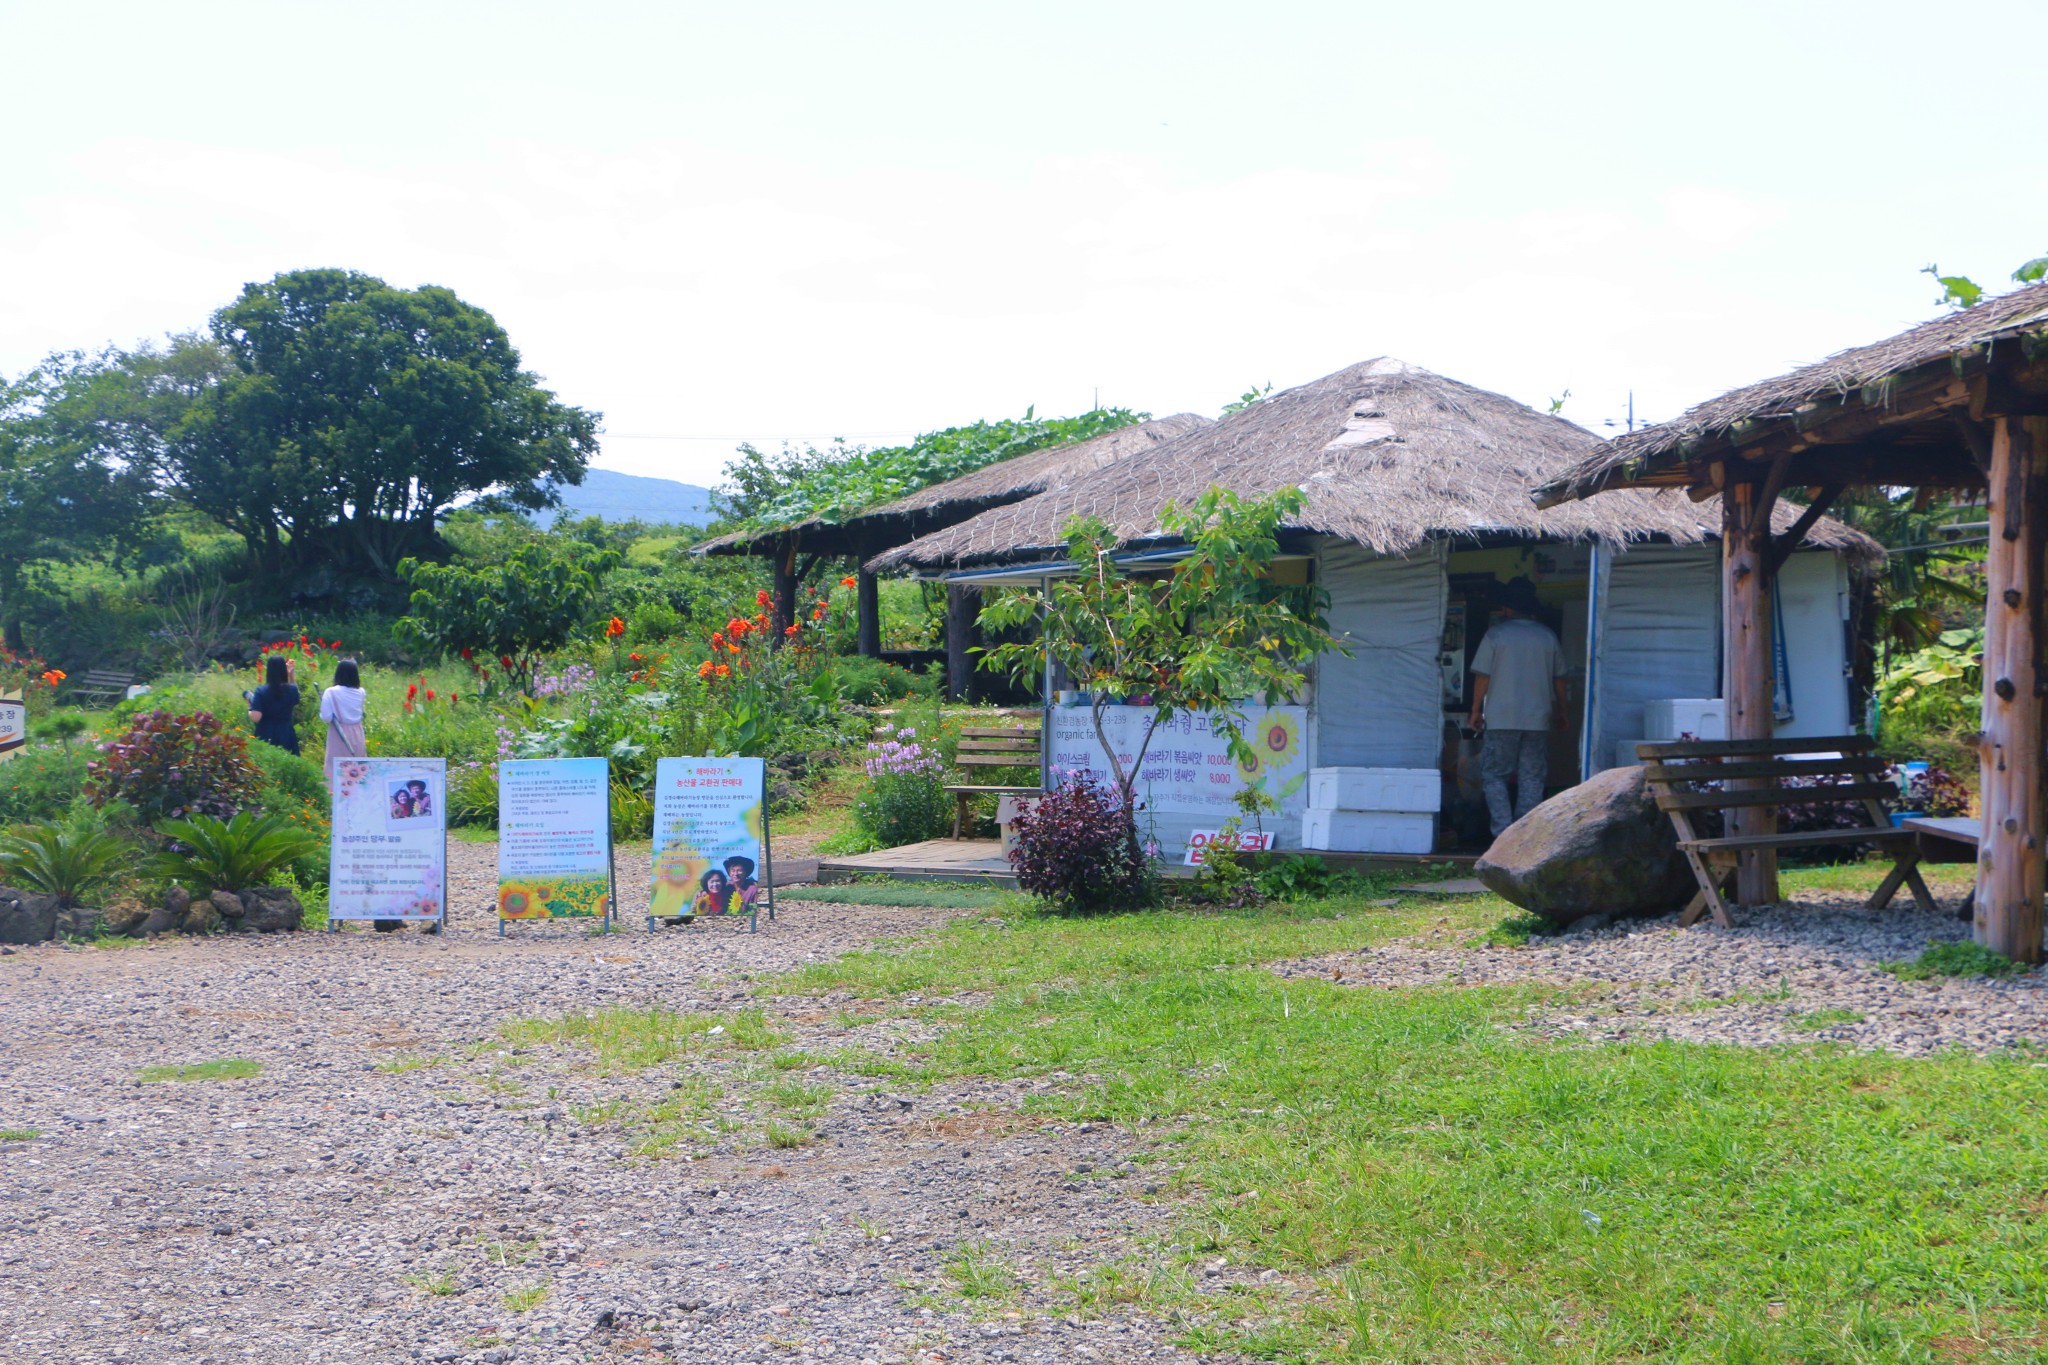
[[162, 268, 599, 576], [0, 352, 163, 648]]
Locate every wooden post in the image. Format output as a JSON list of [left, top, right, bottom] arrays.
[[945, 584, 974, 702], [1975, 415, 2047, 964], [771, 540, 798, 649], [1723, 477, 1780, 905], [856, 569, 881, 658]]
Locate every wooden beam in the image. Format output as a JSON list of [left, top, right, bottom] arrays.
[[856, 569, 881, 658], [1723, 478, 1781, 906], [1764, 484, 1842, 576], [1975, 415, 2048, 964], [770, 538, 800, 646]]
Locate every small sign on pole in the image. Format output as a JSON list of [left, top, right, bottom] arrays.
[[650, 756, 772, 932], [497, 758, 614, 933], [327, 758, 449, 930], [0, 689, 24, 763]]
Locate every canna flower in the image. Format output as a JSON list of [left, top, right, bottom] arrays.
[[841, 575, 857, 588], [629, 652, 643, 663], [709, 633, 726, 649], [500, 655, 514, 671], [605, 616, 625, 638], [756, 589, 773, 607], [811, 607, 824, 620], [697, 660, 715, 678], [785, 624, 799, 637], [727, 618, 749, 637], [406, 683, 419, 701], [714, 663, 731, 678], [451, 692, 459, 704], [424, 689, 435, 700], [460, 647, 473, 661]]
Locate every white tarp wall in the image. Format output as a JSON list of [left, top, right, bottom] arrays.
[[1585, 542, 1856, 773], [1773, 550, 1854, 739], [1314, 539, 1448, 770]]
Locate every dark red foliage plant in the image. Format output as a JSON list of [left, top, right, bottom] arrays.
[[85, 710, 262, 822], [1005, 774, 1154, 915]]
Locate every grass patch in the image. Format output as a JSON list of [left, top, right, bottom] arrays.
[[403, 1268, 459, 1297], [1471, 910, 1550, 948], [502, 1282, 548, 1313], [1882, 939, 2025, 981], [0, 1127, 39, 1141], [791, 880, 1024, 910], [944, 1240, 1019, 1301], [767, 891, 2048, 1361], [138, 1058, 262, 1083], [1789, 1007, 1868, 1032], [375, 1054, 442, 1074], [762, 1118, 814, 1149], [499, 1005, 787, 1072]]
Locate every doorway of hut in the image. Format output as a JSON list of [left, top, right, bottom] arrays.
[[1437, 543, 1590, 851]]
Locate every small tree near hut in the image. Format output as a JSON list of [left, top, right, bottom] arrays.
[[980, 486, 1343, 886]]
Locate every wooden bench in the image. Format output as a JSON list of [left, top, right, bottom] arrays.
[[69, 669, 136, 707], [1637, 735, 1937, 928], [945, 724, 1042, 839]]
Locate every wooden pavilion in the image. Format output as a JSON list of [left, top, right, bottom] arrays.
[[698, 414, 1208, 695], [1534, 282, 2048, 961]]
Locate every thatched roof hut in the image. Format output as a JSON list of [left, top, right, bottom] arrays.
[[701, 412, 1210, 560], [1533, 280, 2048, 506], [872, 359, 1878, 572]]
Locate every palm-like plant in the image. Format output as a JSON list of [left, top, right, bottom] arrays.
[[152, 811, 323, 894], [0, 822, 137, 907]]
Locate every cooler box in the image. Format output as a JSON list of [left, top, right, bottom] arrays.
[[1642, 698, 1726, 741], [1301, 809, 1436, 855], [1307, 767, 1441, 813]]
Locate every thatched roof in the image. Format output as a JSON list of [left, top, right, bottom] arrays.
[[699, 413, 1210, 558], [1535, 281, 2048, 506], [870, 358, 1881, 573]]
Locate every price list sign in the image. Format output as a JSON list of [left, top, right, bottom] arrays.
[[650, 756, 770, 931], [497, 757, 613, 927], [328, 758, 447, 926]]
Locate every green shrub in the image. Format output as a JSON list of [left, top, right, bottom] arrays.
[[152, 811, 324, 894], [1251, 854, 1368, 902], [831, 655, 934, 706], [0, 746, 89, 825], [0, 819, 137, 907], [87, 710, 261, 821], [449, 762, 498, 827], [625, 599, 681, 644]]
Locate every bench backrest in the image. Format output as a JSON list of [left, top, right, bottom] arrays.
[[955, 725, 1041, 769], [80, 670, 134, 686], [1635, 735, 1895, 815]]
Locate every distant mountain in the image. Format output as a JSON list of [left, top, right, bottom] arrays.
[[541, 468, 713, 526]]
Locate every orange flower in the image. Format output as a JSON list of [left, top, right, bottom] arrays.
[[697, 660, 716, 678], [785, 623, 800, 637], [727, 617, 749, 637], [629, 652, 643, 662], [756, 589, 773, 608], [709, 632, 726, 649], [727, 642, 742, 654], [841, 575, 857, 589], [605, 616, 625, 638], [714, 663, 731, 678], [811, 608, 824, 621]]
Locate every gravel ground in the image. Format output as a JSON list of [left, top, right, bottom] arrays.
[[0, 841, 1232, 1365], [1272, 882, 2048, 1056]]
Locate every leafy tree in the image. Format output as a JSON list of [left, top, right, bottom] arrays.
[[159, 268, 599, 576], [979, 486, 1343, 861], [717, 406, 1147, 530], [397, 539, 620, 692], [0, 352, 164, 648]]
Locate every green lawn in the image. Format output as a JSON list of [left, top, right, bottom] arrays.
[[767, 876, 2048, 1363]]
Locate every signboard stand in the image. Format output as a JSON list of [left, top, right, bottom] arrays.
[[496, 758, 615, 934], [326, 759, 449, 934], [649, 757, 771, 932], [0, 689, 25, 764]]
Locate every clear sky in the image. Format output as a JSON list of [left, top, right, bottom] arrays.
[[4, 0, 2045, 488]]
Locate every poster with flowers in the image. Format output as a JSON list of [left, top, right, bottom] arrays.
[[1047, 705, 1310, 856], [497, 758, 612, 922], [650, 757, 768, 928], [328, 758, 447, 922]]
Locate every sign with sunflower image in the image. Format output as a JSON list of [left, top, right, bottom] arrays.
[[497, 758, 614, 928], [649, 756, 771, 932]]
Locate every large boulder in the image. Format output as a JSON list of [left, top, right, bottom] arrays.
[[0, 886, 60, 944], [1476, 765, 1696, 924], [238, 886, 304, 933]]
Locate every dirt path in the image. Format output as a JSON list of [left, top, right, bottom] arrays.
[[0, 843, 1222, 1365]]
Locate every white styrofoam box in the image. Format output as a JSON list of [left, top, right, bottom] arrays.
[[1643, 698, 1726, 741], [1301, 809, 1436, 855], [1308, 767, 1441, 813], [1614, 739, 1651, 767]]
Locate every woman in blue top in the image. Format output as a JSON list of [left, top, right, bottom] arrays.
[[245, 655, 301, 755]]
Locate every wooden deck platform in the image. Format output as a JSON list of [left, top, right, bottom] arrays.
[[816, 839, 1018, 886], [812, 840, 1480, 887]]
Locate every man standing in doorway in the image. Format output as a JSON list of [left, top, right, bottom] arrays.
[[1468, 577, 1568, 837]]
